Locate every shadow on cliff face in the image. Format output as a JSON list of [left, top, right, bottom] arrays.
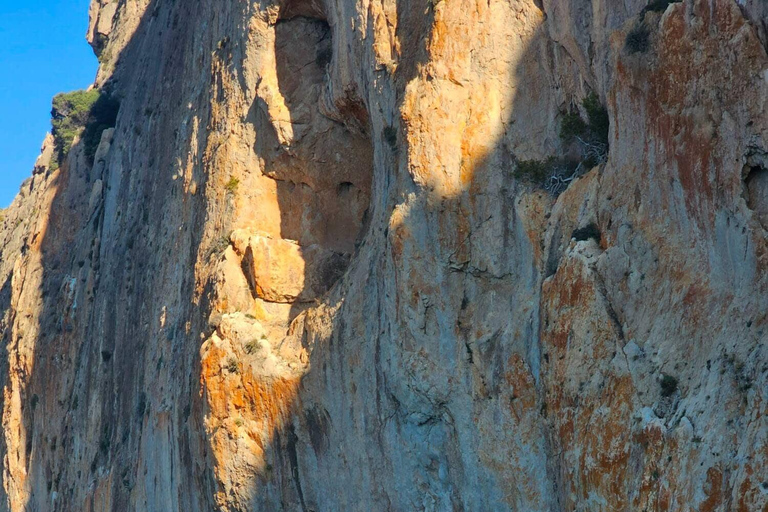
[[243, 0, 574, 509], [0, 275, 12, 508], [13, 0, 227, 510]]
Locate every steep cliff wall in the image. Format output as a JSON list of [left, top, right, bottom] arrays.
[[0, 0, 766, 510]]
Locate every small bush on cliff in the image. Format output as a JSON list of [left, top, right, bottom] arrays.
[[559, 112, 587, 144], [583, 93, 609, 145], [560, 93, 609, 148], [514, 157, 584, 196], [515, 157, 556, 184], [625, 23, 650, 54], [660, 374, 678, 397], [50, 89, 120, 168], [226, 357, 239, 374], [515, 94, 609, 195]]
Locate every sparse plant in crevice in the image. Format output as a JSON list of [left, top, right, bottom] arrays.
[[226, 357, 239, 374], [211, 232, 232, 257], [244, 339, 260, 355], [515, 157, 557, 185], [559, 112, 587, 144], [624, 0, 680, 55], [582, 93, 609, 145], [560, 93, 609, 156]]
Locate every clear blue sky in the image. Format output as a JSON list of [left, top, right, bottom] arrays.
[[0, 0, 97, 208]]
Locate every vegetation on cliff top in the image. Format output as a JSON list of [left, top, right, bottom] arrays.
[[50, 89, 120, 170]]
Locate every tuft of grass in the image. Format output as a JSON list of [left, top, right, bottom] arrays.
[[226, 357, 239, 374], [244, 339, 260, 355], [225, 177, 240, 193]]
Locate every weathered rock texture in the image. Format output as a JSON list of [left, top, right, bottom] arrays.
[[1, 0, 767, 510]]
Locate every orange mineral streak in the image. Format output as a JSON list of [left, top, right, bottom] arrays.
[[201, 341, 301, 433], [542, 241, 636, 510], [200, 335, 302, 502]]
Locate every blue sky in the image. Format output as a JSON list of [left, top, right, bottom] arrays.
[[0, 0, 97, 208]]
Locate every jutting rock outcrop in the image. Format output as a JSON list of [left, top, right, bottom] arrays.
[[0, 0, 766, 510]]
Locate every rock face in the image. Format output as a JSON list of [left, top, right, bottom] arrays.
[[0, 0, 767, 510]]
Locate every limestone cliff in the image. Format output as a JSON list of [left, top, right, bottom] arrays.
[[0, 0, 766, 510]]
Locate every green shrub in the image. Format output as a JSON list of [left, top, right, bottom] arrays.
[[625, 24, 650, 54], [560, 93, 609, 147], [514, 157, 586, 195], [660, 374, 678, 397], [559, 112, 587, 143], [514, 157, 553, 183], [517, 95, 609, 195], [583, 93, 609, 145], [50, 89, 119, 167]]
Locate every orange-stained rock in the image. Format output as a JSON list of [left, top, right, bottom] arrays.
[[0, 0, 766, 510]]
